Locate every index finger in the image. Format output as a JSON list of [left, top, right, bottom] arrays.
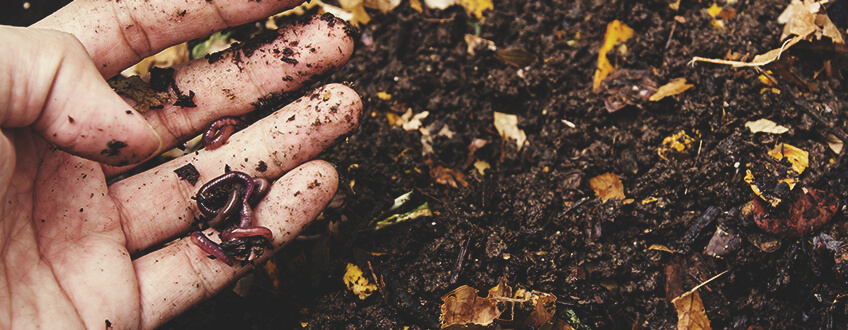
[[32, 0, 304, 77]]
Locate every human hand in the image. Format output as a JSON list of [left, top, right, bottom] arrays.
[[0, 0, 361, 328]]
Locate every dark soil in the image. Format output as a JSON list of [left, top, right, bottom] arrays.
[[13, 0, 848, 329]]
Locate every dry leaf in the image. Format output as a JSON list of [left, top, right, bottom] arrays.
[[672, 290, 712, 330], [658, 130, 697, 161], [589, 173, 625, 202], [440, 285, 504, 328], [779, 0, 844, 44], [525, 292, 557, 328], [343, 263, 378, 300], [768, 143, 808, 174], [473, 160, 491, 175], [707, 2, 735, 29], [649, 244, 675, 253], [393, 109, 429, 131], [410, 0, 423, 12], [460, 0, 493, 19], [108, 75, 171, 113], [465, 34, 497, 56], [826, 133, 844, 154], [364, 0, 401, 13], [649, 78, 694, 101], [493, 112, 527, 151], [339, 0, 371, 27], [593, 20, 634, 92], [745, 118, 789, 134], [427, 159, 469, 188], [377, 92, 392, 100], [496, 48, 536, 67]]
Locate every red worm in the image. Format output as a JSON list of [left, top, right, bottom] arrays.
[[190, 231, 234, 266], [202, 117, 248, 149], [222, 226, 273, 242]]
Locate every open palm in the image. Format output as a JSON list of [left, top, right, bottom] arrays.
[[0, 1, 360, 328]]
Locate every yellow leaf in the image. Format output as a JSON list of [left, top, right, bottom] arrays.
[[459, 0, 493, 19], [493, 112, 527, 151], [658, 130, 696, 161], [648, 244, 675, 253], [745, 119, 789, 134], [672, 290, 712, 330], [343, 263, 378, 300], [410, 0, 423, 12], [649, 78, 694, 101], [593, 20, 634, 92], [339, 0, 371, 27], [589, 173, 625, 202], [377, 92, 392, 100], [768, 143, 809, 174]]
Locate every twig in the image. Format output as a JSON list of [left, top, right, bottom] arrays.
[[450, 237, 471, 285]]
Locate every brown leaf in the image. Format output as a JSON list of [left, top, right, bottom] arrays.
[[496, 48, 537, 67], [649, 77, 694, 102], [672, 290, 712, 330], [525, 292, 557, 328], [426, 159, 469, 188], [589, 173, 625, 202], [597, 69, 657, 112], [440, 285, 504, 328]]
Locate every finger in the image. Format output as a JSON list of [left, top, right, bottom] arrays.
[[134, 160, 337, 329], [33, 0, 305, 77], [109, 84, 361, 253], [102, 14, 353, 176], [0, 26, 161, 165]]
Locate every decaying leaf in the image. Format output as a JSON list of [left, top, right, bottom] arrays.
[[423, 0, 492, 19], [373, 203, 433, 230], [589, 173, 625, 202], [108, 75, 171, 113], [393, 109, 429, 131], [420, 121, 455, 155], [496, 48, 536, 67], [377, 92, 392, 100], [752, 187, 839, 238], [440, 285, 505, 328], [474, 160, 491, 175], [364, 0, 401, 13], [707, 2, 736, 29], [493, 112, 527, 151], [593, 20, 634, 92], [826, 133, 844, 154], [745, 118, 790, 134], [343, 263, 378, 300], [649, 78, 694, 102], [649, 244, 675, 253], [339, 0, 371, 27], [744, 143, 808, 207], [367, 191, 433, 230], [525, 292, 557, 328], [673, 290, 712, 330], [658, 130, 697, 161], [768, 143, 808, 174], [427, 159, 469, 188], [778, 0, 844, 44], [465, 34, 497, 56], [598, 69, 657, 112]]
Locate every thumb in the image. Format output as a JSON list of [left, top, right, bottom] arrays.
[[0, 26, 161, 166]]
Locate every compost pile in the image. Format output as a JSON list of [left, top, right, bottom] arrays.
[[11, 0, 848, 328], [170, 0, 848, 328]]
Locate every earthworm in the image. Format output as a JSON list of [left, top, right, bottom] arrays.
[[202, 117, 248, 149], [222, 226, 274, 242], [250, 177, 271, 206], [190, 231, 234, 266], [196, 171, 256, 227], [203, 184, 242, 228]]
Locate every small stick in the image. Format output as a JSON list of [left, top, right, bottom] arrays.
[[450, 237, 471, 285]]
